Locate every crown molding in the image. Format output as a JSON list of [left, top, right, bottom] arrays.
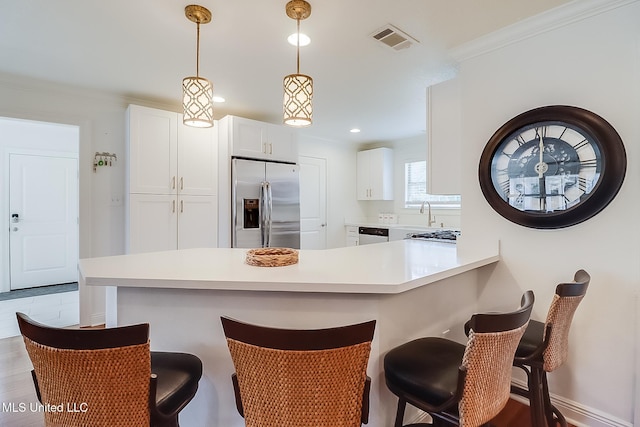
[[449, 0, 638, 62]]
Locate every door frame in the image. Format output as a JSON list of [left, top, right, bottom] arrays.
[[1, 129, 81, 294]]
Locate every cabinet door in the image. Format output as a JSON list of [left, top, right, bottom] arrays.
[[345, 226, 359, 246], [128, 194, 177, 254], [356, 150, 371, 200], [267, 123, 298, 163], [127, 105, 177, 195], [177, 118, 217, 195], [356, 148, 393, 200], [231, 116, 268, 159], [428, 78, 461, 194], [368, 148, 394, 200], [177, 195, 218, 249]]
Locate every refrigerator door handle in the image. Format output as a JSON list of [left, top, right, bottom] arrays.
[[260, 181, 267, 247], [265, 181, 273, 247]]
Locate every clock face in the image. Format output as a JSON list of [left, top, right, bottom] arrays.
[[489, 122, 602, 213], [479, 106, 626, 229]]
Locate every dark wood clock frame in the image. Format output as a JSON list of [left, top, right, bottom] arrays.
[[478, 105, 626, 229]]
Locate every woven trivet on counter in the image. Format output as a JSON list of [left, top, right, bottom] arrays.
[[245, 247, 299, 267]]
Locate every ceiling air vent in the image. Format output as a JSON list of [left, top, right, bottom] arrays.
[[371, 24, 418, 51]]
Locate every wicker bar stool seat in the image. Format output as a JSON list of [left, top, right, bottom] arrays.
[[16, 312, 202, 427], [384, 291, 534, 427], [221, 316, 376, 427], [512, 269, 590, 427]]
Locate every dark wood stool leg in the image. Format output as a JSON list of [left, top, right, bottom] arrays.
[[541, 372, 567, 427], [151, 414, 179, 427], [395, 397, 407, 427], [528, 367, 547, 427]]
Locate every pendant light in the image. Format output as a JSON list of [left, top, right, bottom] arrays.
[[283, 0, 313, 127], [182, 5, 214, 128]]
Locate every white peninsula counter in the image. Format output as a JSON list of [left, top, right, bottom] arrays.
[[78, 239, 499, 427]]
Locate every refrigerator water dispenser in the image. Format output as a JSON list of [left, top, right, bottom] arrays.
[[243, 199, 260, 229]]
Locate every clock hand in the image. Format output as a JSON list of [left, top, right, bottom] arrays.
[[537, 132, 544, 178]]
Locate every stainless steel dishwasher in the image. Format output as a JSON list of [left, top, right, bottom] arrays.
[[358, 227, 389, 245]]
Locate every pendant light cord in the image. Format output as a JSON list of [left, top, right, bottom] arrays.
[[196, 21, 201, 78], [296, 18, 300, 74]]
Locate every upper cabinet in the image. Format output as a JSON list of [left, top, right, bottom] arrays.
[[427, 78, 461, 195], [127, 106, 178, 195], [357, 147, 393, 200], [127, 105, 217, 196], [223, 115, 298, 163]]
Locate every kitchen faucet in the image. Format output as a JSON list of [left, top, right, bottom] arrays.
[[420, 201, 436, 227]]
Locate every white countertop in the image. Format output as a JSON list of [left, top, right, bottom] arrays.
[[79, 240, 499, 294]]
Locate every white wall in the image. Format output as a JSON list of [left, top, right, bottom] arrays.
[[456, 2, 640, 425]]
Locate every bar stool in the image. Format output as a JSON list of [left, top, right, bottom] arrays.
[[16, 312, 202, 427], [512, 269, 590, 427], [384, 291, 534, 427], [221, 316, 376, 427]]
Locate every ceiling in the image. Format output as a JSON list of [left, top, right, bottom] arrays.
[[0, 0, 574, 143]]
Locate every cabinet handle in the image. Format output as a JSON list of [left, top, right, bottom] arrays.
[[263, 142, 267, 154], [180, 177, 184, 191], [180, 200, 184, 213], [269, 143, 273, 154], [172, 200, 176, 213], [171, 176, 176, 190]]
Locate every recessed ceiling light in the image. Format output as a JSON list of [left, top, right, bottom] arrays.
[[212, 96, 226, 103], [350, 128, 361, 133], [287, 33, 311, 46]]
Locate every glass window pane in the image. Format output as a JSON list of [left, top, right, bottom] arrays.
[[404, 160, 461, 208]]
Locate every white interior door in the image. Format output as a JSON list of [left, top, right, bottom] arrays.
[[9, 154, 79, 290], [299, 156, 327, 249]]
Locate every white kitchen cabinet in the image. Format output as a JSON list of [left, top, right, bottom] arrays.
[[345, 225, 359, 246], [127, 194, 178, 254], [127, 105, 217, 196], [127, 194, 218, 253], [176, 195, 218, 249], [126, 104, 218, 253], [127, 106, 177, 195], [427, 78, 461, 195], [357, 148, 393, 200], [225, 115, 298, 163]]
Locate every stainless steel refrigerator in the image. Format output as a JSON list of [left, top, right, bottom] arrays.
[[231, 158, 300, 249]]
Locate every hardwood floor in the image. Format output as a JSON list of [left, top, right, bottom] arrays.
[[0, 333, 575, 427]]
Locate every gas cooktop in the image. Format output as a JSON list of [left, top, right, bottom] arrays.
[[407, 230, 460, 243]]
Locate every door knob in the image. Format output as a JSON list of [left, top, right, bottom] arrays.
[[12, 227, 18, 232], [320, 223, 326, 227]]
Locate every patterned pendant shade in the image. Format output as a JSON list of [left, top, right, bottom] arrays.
[[283, 73, 313, 127], [283, 1, 313, 127], [183, 76, 213, 127], [182, 5, 213, 128]]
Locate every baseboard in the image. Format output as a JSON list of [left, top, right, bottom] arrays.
[[511, 379, 631, 427]]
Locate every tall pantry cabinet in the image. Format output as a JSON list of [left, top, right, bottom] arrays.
[[125, 105, 218, 254]]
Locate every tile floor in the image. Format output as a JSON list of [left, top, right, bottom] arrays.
[[0, 291, 79, 339]]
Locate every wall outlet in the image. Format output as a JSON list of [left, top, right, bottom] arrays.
[[110, 194, 123, 206]]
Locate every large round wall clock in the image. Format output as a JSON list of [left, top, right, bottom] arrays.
[[478, 105, 626, 229]]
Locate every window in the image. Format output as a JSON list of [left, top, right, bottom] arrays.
[[404, 160, 461, 208]]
